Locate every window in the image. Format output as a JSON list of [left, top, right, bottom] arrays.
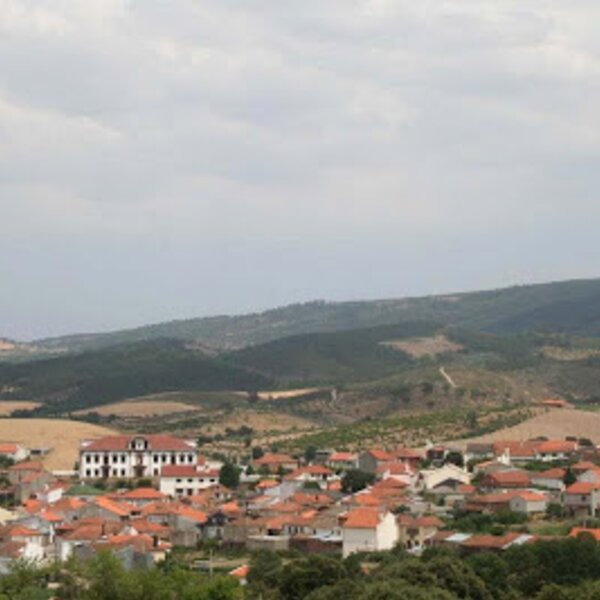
[[188, 478, 193, 483], [153, 455, 159, 463], [162, 455, 167, 463], [121, 455, 126, 463], [153, 469, 159, 476], [94, 455, 99, 463], [85, 455, 91, 464], [188, 454, 194, 463], [112, 455, 118, 463], [121, 469, 126, 477], [176, 478, 182, 483], [85, 469, 91, 477]]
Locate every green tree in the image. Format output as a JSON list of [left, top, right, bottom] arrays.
[[279, 555, 347, 600], [341, 469, 375, 493], [219, 462, 240, 489]]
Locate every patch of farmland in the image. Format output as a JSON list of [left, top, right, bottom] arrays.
[[381, 335, 464, 358], [0, 419, 118, 471], [0, 401, 41, 415], [455, 408, 600, 449], [75, 399, 199, 417]]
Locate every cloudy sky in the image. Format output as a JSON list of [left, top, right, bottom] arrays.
[[2, 1, 600, 339]]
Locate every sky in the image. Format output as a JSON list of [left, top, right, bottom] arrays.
[[2, 1, 600, 340]]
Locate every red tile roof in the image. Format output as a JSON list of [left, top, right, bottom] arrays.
[[254, 453, 296, 466], [8, 460, 44, 471], [366, 449, 393, 462], [342, 508, 383, 529], [329, 452, 357, 462], [83, 435, 195, 452], [566, 482, 600, 494], [121, 488, 166, 501], [570, 527, 600, 541], [161, 465, 219, 478], [486, 471, 531, 487], [0, 444, 19, 454]]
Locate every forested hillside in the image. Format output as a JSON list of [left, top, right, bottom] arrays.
[[24, 277, 600, 354]]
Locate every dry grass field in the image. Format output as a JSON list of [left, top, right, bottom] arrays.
[[257, 388, 321, 401], [204, 410, 317, 435], [381, 335, 464, 358], [75, 400, 198, 417], [0, 419, 117, 471], [456, 408, 600, 449], [0, 401, 41, 415]]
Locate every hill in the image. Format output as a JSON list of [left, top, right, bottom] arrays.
[[24, 277, 600, 354], [0, 339, 271, 415]]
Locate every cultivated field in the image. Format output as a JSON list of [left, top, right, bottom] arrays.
[[0, 401, 41, 415], [381, 335, 463, 358], [0, 419, 117, 471], [75, 399, 198, 417], [202, 409, 317, 435], [456, 408, 600, 449], [257, 388, 321, 401]]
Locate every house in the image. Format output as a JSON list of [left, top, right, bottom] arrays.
[[416, 464, 471, 491], [375, 462, 414, 486], [397, 515, 443, 550], [464, 443, 495, 464], [530, 468, 566, 491], [284, 466, 337, 490], [482, 470, 531, 490], [492, 440, 578, 464], [159, 465, 220, 498], [465, 493, 514, 514], [508, 491, 548, 515], [341, 508, 398, 557], [0, 443, 29, 463], [327, 452, 358, 471], [79, 435, 198, 480], [564, 482, 600, 517], [358, 450, 394, 474], [253, 454, 298, 474]]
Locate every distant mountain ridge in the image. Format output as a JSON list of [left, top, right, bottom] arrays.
[[25, 277, 600, 354]]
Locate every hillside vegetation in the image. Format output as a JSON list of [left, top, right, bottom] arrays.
[[20, 277, 600, 354]]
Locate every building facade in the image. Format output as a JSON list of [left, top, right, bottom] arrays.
[[79, 435, 198, 480]]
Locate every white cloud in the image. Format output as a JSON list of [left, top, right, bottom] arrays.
[[1, 0, 600, 337]]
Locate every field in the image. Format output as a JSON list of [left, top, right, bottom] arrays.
[[381, 335, 463, 358], [74, 399, 198, 417], [0, 401, 41, 415], [256, 388, 321, 401], [0, 419, 117, 471], [455, 408, 600, 448]]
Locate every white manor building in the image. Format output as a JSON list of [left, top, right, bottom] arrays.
[[79, 435, 198, 480]]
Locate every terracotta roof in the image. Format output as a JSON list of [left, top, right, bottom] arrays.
[[486, 471, 531, 487], [161, 465, 219, 478], [254, 453, 296, 466], [537, 441, 577, 454], [0, 444, 19, 454], [50, 497, 86, 513], [256, 479, 279, 490], [94, 497, 134, 517], [83, 435, 195, 452], [62, 520, 122, 541], [366, 449, 393, 462], [129, 518, 170, 535], [342, 508, 383, 529], [376, 462, 412, 475], [573, 461, 599, 472], [352, 493, 382, 507], [533, 468, 566, 479], [40, 509, 63, 523], [2, 525, 40, 538], [8, 460, 44, 471], [177, 506, 208, 524], [121, 488, 166, 500], [461, 532, 523, 549], [392, 448, 422, 460], [570, 527, 600, 541], [329, 452, 357, 462], [512, 491, 547, 502], [285, 465, 333, 480], [566, 482, 600, 494], [230, 565, 250, 579]]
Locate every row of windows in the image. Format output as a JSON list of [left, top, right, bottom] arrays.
[[84, 453, 196, 464], [84, 468, 128, 477], [174, 478, 217, 484]]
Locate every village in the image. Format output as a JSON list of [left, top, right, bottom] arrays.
[[0, 427, 598, 581]]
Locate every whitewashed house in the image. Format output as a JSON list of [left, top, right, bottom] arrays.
[[341, 509, 398, 557]]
